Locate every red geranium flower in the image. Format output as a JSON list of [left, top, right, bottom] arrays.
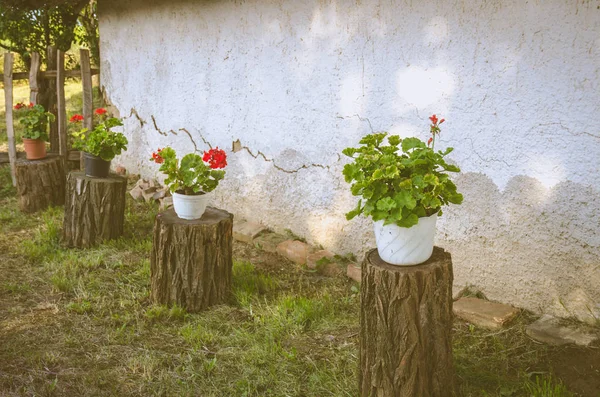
[[151, 148, 164, 164], [28, 102, 34, 108], [427, 137, 433, 147], [429, 114, 438, 125], [70, 114, 84, 123], [203, 147, 227, 169], [13, 102, 26, 110], [94, 108, 107, 116]]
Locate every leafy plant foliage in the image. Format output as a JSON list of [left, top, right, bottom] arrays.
[[151, 147, 226, 195], [342, 118, 463, 228], [72, 116, 128, 161], [16, 103, 54, 141]]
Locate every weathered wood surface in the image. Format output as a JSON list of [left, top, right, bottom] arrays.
[[359, 247, 454, 397], [80, 49, 93, 169], [62, 171, 127, 248], [56, 50, 68, 168], [29, 52, 41, 105], [15, 154, 65, 213], [151, 207, 233, 312], [3, 52, 16, 185], [0, 68, 99, 82]]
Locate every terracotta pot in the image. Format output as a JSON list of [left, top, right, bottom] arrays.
[[83, 152, 111, 178], [22, 138, 47, 160]]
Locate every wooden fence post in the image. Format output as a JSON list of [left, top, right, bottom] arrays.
[[80, 48, 93, 168], [29, 52, 41, 105], [56, 50, 68, 167], [3, 52, 17, 185], [47, 46, 59, 153]]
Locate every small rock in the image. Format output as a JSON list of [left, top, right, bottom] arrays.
[[129, 185, 144, 201], [147, 179, 157, 188], [152, 188, 170, 201], [526, 315, 598, 346], [306, 250, 335, 269], [115, 165, 127, 175], [276, 240, 310, 265], [453, 297, 519, 330], [159, 196, 173, 211], [254, 232, 288, 253], [320, 262, 343, 277], [142, 187, 158, 203], [346, 263, 361, 282], [233, 221, 267, 244]]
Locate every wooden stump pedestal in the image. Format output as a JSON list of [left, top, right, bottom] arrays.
[[360, 247, 454, 397], [151, 207, 233, 312], [15, 154, 65, 213], [62, 171, 127, 248]]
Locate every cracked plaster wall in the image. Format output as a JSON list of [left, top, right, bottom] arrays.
[[98, 0, 600, 322]]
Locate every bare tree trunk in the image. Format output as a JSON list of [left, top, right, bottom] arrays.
[[15, 154, 65, 213], [151, 208, 233, 312], [62, 171, 126, 247], [359, 247, 455, 397]]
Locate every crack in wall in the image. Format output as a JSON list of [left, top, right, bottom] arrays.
[[233, 139, 334, 174], [126, 108, 335, 174]]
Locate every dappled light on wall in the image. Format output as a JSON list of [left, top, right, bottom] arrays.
[[395, 66, 455, 109]]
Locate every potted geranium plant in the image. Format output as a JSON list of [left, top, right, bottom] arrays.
[[14, 102, 54, 160], [70, 108, 128, 177], [342, 115, 463, 265], [150, 147, 227, 220]]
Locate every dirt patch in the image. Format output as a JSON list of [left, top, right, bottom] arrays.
[[546, 345, 600, 397]]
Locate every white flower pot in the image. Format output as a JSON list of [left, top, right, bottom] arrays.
[[373, 214, 437, 266], [172, 192, 210, 220]]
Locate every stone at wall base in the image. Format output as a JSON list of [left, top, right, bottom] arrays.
[[453, 297, 519, 330], [526, 315, 598, 346]]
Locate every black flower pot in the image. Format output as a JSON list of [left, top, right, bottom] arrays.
[[84, 152, 111, 178]]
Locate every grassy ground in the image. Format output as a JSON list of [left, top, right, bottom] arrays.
[[0, 166, 598, 396]]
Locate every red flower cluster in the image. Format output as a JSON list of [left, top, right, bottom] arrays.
[[13, 102, 33, 110], [94, 108, 107, 116], [428, 114, 445, 148], [203, 147, 227, 169], [429, 114, 445, 126], [151, 148, 164, 164], [70, 114, 84, 123]]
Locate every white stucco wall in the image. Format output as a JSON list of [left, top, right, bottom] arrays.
[[98, 0, 600, 322]]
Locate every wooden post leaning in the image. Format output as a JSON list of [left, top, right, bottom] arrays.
[[62, 171, 127, 248], [151, 208, 233, 312], [359, 247, 454, 397], [15, 154, 66, 213]]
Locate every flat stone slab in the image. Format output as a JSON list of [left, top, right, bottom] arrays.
[[276, 240, 310, 265], [253, 232, 288, 253], [307, 250, 334, 269], [233, 220, 266, 244], [526, 315, 598, 346], [346, 263, 361, 282], [453, 297, 519, 329]]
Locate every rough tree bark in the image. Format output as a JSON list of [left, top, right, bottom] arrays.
[[151, 207, 233, 312], [62, 171, 126, 248], [15, 154, 65, 213], [360, 247, 454, 397]]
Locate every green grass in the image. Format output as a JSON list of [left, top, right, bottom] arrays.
[[0, 166, 589, 396]]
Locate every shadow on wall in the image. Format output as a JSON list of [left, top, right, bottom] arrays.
[[438, 172, 600, 323]]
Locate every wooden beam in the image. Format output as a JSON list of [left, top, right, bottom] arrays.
[[0, 151, 81, 164], [3, 52, 17, 185], [0, 69, 99, 82], [80, 48, 93, 169], [47, 46, 59, 152], [57, 50, 68, 167], [29, 52, 41, 105]]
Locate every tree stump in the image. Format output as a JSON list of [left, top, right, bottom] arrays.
[[151, 207, 233, 312], [360, 247, 454, 397], [15, 154, 65, 213], [62, 171, 127, 248]]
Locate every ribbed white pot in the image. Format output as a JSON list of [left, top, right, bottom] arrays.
[[172, 192, 210, 220], [373, 214, 437, 266]]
